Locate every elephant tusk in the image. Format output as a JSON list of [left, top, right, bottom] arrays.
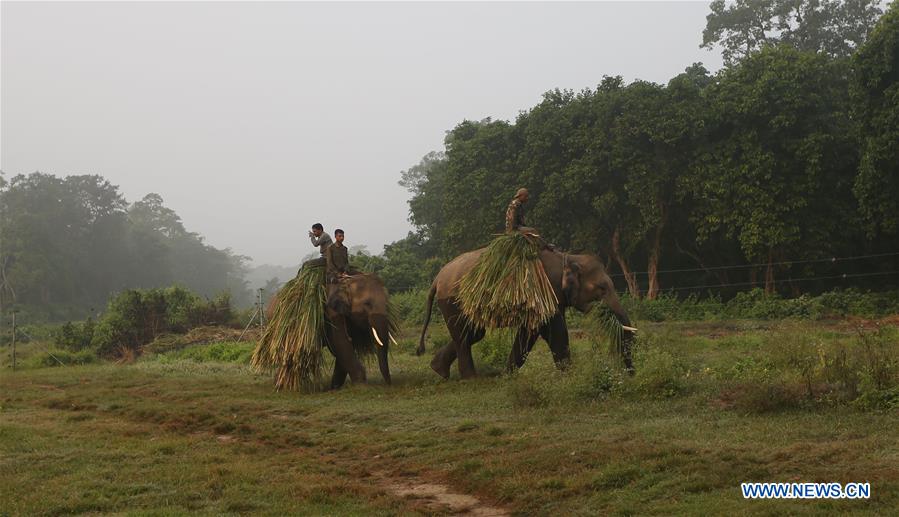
[[621, 325, 638, 332], [371, 326, 386, 347], [389, 334, 399, 346]]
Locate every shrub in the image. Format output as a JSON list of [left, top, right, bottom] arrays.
[[633, 347, 689, 398], [53, 318, 95, 351], [615, 288, 897, 322], [390, 287, 443, 326], [91, 286, 235, 357], [474, 332, 510, 372], [160, 341, 254, 364], [28, 349, 98, 368], [571, 358, 622, 400]]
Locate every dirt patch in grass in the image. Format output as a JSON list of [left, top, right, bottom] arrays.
[[375, 470, 509, 516]]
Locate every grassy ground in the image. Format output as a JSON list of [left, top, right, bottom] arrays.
[[1, 319, 897, 515]]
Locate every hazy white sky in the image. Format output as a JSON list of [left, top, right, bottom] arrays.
[[2, 1, 722, 266]]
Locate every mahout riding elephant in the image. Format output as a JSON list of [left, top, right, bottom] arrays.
[[416, 248, 636, 379], [267, 273, 395, 389]]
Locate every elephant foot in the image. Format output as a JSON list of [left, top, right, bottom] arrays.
[[430, 356, 451, 380]]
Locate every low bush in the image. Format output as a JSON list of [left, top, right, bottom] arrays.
[[612, 288, 899, 323], [53, 318, 95, 351], [474, 332, 511, 373], [390, 288, 443, 326], [631, 346, 689, 398], [157, 341, 254, 364], [89, 286, 235, 357], [28, 348, 98, 368]]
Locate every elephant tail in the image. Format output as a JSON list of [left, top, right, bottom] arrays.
[[416, 282, 437, 356]]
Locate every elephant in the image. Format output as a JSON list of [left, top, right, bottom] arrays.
[[416, 247, 636, 379], [267, 272, 395, 389], [324, 273, 395, 389]]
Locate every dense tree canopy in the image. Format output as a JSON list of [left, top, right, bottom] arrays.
[[0, 174, 250, 317], [395, 2, 898, 299], [852, 2, 899, 236]]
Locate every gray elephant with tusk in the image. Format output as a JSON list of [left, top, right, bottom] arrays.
[[417, 248, 636, 379], [323, 273, 396, 389], [268, 273, 396, 389]]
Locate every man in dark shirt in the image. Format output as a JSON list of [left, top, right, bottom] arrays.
[[325, 229, 349, 282], [303, 222, 332, 268], [505, 187, 530, 233], [505, 187, 552, 248]]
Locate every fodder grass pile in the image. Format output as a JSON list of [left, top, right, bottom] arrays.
[[457, 232, 558, 331], [251, 265, 327, 391]]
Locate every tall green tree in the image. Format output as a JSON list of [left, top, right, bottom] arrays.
[[611, 66, 711, 299], [852, 2, 899, 236], [702, 0, 883, 65], [0, 175, 252, 317], [688, 46, 858, 293]]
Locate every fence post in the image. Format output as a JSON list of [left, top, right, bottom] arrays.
[[11, 311, 16, 371]]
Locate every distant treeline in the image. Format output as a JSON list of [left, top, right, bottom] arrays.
[[0, 173, 251, 319], [386, 1, 899, 299]]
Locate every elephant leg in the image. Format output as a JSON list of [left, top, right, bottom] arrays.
[[430, 300, 462, 379], [327, 315, 366, 383], [454, 324, 485, 380], [507, 328, 539, 372], [430, 343, 457, 380], [330, 361, 348, 389], [541, 312, 571, 369]]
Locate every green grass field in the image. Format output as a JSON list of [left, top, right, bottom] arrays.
[[2, 319, 897, 515]]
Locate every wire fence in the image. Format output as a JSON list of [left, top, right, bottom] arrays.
[[384, 251, 899, 296], [607, 251, 899, 278]]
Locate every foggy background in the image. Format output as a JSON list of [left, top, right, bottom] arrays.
[[1, 1, 722, 267]]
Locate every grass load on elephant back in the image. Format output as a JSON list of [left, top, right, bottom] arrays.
[[456, 232, 558, 331], [455, 232, 632, 359], [251, 265, 327, 391]]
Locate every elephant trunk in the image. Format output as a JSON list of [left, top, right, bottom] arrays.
[[369, 314, 392, 385], [603, 291, 636, 374]]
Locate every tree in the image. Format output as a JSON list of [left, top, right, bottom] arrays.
[[377, 233, 442, 292], [0, 175, 253, 316], [702, 0, 884, 65], [688, 46, 858, 293], [852, 2, 899, 236]]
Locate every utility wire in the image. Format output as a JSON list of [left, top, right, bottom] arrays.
[[609, 251, 899, 278], [617, 270, 899, 294]]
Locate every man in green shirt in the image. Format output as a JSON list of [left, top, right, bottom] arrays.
[[325, 228, 349, 283]]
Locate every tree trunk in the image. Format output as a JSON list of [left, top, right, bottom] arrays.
[[611, 227, 640, 298], [645, 214, 665, 300], [764, 249, 776, 295]]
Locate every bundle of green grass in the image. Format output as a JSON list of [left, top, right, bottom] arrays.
[[457, 232, 558, 331], [251, 265, 327, 391]]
